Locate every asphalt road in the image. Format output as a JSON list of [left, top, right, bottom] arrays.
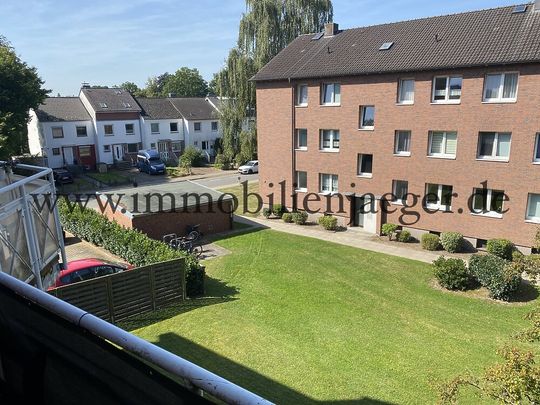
[[193, 173, 258, 189]]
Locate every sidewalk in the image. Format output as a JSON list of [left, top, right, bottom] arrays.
[[234, 215, 446, 264]]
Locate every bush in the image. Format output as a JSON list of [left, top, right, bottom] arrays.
[[398, 230, 411, 243], [180, 146, 205, 168], [512, 250, 525, 262], [262, 208, 272, 218], [433, 256, 471, 291], [440, 232, 464, 253], [214, 153, 231, 170], [272, 204, 285, 218], [469, 254, 521, 301], [422, 234, 440, 251], [291, 211, 308, 225], [381, 223, 398, 240], [318, 215, 338, 231], [58, 200, 204, 297], [487, 239, 515, 261], [282, 213, 293, 223]]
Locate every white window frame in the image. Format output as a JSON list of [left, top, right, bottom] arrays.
[[359, 106, 375, 130], [52, 148, 60, 156], [150, 143, 156, 149], [104, 125, 114, 136], [211, 121, 218, 132], [125, 123, 134, 135], [431, 76, 462, 104], [194, 122, 202, 131], [428, 131, 457, 159], [295, 129, 308, 150], [76, 126, 87, 137], [150, 123, 160, 134], [526, 193, 540, 223], [103, 145, 111, 153], [319, 173, 338, 194], [392, 180, 408, 204], [397, 79, 415, 105], [52, 127, 64, 139], [534, 133, 540, 164], [320, 129, 339, 152], [483, 72, 519, 103], [477, 132, 512, 161], [357, 154, 373, 178], [170, 122, 179, 133], [296, 84, 308, 107], [425, 183, 453, 211], [394, 130, 411, 156], [471, 188, 506, 218], [296, 171, 307, 192], [321, 83, 341, 106]]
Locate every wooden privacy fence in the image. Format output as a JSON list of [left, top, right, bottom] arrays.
[[49, 259, 185, 324]]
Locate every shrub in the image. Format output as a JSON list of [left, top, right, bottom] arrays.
[[318, 215, 338, 231], [381, 223, 398, 240], [512, 254, 540, 279], [487, 239, 515, 261], [262, 208, 272, 218], [282, 213, 293, 223], [469, 254, 521, 301], [272, 204, 285, 218], [440, 232, 464, 253], [433, 256, 471, 291], [58, 200, 204, 297], [292, 211, 308, 225], [180, 146, 205, 168], [512, 250, 525, 262], [214, 153, 231, 170], [422, 234, 440, 251], [398, 230, 411, 243]]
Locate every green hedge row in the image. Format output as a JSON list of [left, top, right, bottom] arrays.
[[58, 201, 204, 297]]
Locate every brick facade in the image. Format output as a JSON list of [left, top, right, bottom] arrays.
[[256, 64, 540, 248]]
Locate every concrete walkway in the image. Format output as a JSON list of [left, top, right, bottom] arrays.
[[234, 215, 445, 264]]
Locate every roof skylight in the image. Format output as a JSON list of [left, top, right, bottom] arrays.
[[379, 42, 394, 51]]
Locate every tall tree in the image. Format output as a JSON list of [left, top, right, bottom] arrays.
[[162, 67, 208, 97], [118, 81, 144, 97], [216, 0, 333, 164], [144, 72, 171, 97], [0, 36, 49, 159]]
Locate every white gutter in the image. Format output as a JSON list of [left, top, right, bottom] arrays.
[[0, 271, 273, 405]]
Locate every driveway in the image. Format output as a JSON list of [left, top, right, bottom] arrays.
[[64, 233, 127, 264]]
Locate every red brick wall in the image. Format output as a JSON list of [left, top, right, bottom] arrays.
[[256, 64, 540, 247]]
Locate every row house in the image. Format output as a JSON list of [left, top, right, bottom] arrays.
[[253, 3, 540, 251], [28, 87, 222, 168]]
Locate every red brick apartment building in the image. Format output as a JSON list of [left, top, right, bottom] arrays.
[[253, 3, 540, 252]]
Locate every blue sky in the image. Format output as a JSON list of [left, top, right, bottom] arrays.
[[1, 0, 520, 95]]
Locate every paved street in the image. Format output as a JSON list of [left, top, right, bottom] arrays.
[[193, 172, 258, 189]]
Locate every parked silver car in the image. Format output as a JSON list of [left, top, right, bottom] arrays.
[[238, 160, 259, 174]]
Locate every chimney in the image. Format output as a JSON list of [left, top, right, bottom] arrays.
[[81, 82, 90, 89], [324, 22, 339, 37]]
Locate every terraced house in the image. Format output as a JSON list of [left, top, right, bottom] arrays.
[[253, 3, 540, 252]]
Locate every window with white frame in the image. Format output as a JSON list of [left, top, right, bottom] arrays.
[[394, 131, 411, 155], [535, 134, 540, 163], [211, 121, 218, 131], [296, 84, 308, 106], [170, 122, 178, 133], [296, 171, 307, 191], [104, 125, 113, 136], [320, 130, 339, 151], [357, 154, 373, 177], [52, 148, 60, 156], [295, 129, 308, 150], [202, 141, 209, 150], [432, 76, 462, 103], [320, 173, 338, 194], [52, 127, 64, 138], [359, 106, 375, 129], [472, 188, 506, 217], [150, 143, 156, 149], [477, 132, 511, 160], [171, 141, 182, 151], [79, 146, 91, 157], [76, 126, 87, 137], [428, 131, 457, 158], [425, 183, 453, 211], [321, 83, 340, 105], [194, 122, 201, 131], [103, 145, 111, 153], [392, 180, 408, 203], [483, 73, 518, 102], [398, 79, 415, 104], [150, 123, 159, 134], [526, 194, 540, 222], [125, 123, 134, 134]]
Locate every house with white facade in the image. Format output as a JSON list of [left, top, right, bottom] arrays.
[[28, 98, 97, 169]]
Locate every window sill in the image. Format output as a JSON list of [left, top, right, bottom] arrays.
[[319, 149, 340, 153], [482, 100, 517, 104], [391, 201, 405, 206], [430, 101, 461, 105], [295, 188, 308, 193], [295, 148, 308, 152], [394, 152, 411, 157], [295, 104, 308, 108], [318, 192, 339, 196], [126, 133, 135, 135], [357, 174, 373, 179], [104, 134, 114, 137], [475, 157, 509, 163], [151, 133, 159, 135], [471, 212, 503, 219], [396, 102, 414, 106], [427, 155, 456, 160], [320, 104, 341, 107], [425, 205, 452, 212], [526, 219, 540, 224], [534, 161, 540, 165], [170, 131, 179, 134], [358, 128, 375, 131]]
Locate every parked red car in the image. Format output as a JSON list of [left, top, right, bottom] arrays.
[[49, 258, 133, 289]]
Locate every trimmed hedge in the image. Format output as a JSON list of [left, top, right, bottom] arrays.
[[440, 232, 464, 253], [262, 208, 272, 218], [433, 257, 471, 291], [319, 215, 338, 231], [381, 223, 398, 240], [272, 204, 285, 219], [422, 234, 440, 251], [469, 254, 521, 301], [292, 211, 308, 225], [282, 213, 293, 223], [487, 239, 514, 261], [58, 201, 204, 297], [398, 230, 411, 243]]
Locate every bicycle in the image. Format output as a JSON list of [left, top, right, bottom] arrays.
[[186, 224, 203, 242], [163, 233, 203, 258]]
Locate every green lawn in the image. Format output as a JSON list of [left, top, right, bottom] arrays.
[[130, 229, 536, 404], [219, 182, 261, 216], [86, 171, 130, 185]]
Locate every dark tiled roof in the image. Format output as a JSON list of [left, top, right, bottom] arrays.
[[169, 98, 219, 120], [252, 4, 540, 81], [35, 97, 91, 122], [80, 88, 141, 112], [136, 98, 182, 119]]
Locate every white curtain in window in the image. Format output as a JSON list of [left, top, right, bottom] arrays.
[[400, 80, 414, 102], [445, 132, 457, 155], [497, 133, 511, 157], [503, 74, 518, 99], [430, 132, 444, 154]]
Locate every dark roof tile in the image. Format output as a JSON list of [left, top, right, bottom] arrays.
[[35, 97, 91, 122], [80, 88, 141, 112], [136, 98, 182, 119]]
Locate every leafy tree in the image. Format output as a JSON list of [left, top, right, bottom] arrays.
[[162, 67, 208, 98], [0, 36, 49, 159], [119, 81, 144, 96], [215, 0, 333, 165], [144, 72, 171, 97]]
